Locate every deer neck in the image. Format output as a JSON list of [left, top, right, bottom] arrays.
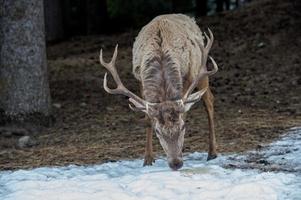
[[141, 53, 183, 103]]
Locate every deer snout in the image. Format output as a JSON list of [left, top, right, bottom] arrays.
[[168, 158, 183, 170]]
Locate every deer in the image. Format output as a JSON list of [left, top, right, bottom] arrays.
[[99, 14, 218, 170]]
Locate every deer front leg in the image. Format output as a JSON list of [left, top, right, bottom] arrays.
[[140, 85, 155, 166], [143, 125, 155, 166], [202, 87, 217, 160]]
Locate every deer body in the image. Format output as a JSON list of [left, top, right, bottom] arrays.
[[100, 14, 218, 170]]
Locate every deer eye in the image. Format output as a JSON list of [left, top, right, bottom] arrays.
[[155, 127, 165, 137]]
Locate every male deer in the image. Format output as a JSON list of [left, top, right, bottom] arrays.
[[100, 14, 218, 170]]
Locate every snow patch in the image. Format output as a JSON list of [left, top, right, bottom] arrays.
[[1, 128, 301, 200]]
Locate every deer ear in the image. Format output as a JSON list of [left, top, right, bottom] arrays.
[[128, 98, 158, 116], [128, 98, 147, 113], [184, 88, 207, 112]]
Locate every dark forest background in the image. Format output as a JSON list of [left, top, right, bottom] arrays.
[[44, 0, 250, 41]]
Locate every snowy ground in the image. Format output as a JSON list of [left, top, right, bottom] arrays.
[[0, 128, 300, 200]]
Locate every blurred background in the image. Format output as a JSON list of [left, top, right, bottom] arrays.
[[43, 0, 251, 40], [0, 0, 300, 170]]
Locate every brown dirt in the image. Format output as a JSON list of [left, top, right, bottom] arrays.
[[0, 0, 300, 170]]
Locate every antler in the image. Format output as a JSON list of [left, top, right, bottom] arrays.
[[100, 44, 146, 107], [182, 28, 218, 102]]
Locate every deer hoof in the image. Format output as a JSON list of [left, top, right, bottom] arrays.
[[143, 155, 155, 166], [207, 153, 217, 161]]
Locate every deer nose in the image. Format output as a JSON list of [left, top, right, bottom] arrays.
[[168, 158, 183, 170]]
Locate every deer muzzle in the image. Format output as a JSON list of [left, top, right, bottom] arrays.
[[168, 157, 183, 170]]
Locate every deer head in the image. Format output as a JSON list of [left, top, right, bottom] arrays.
[[100, 29, 218, 170]]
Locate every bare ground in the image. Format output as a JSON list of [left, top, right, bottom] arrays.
[[0, 0, 300, 170]]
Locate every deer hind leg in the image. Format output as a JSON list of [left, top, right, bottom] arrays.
[[198, 78, 217, 160]]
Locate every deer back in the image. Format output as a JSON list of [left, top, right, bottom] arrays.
[[132, 14, 205, 89]]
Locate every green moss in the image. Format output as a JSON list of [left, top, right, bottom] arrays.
[[0, 78, 7, 95], [10, 1, 26, 21]]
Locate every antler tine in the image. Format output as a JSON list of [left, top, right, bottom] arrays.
[[103, 73, 120, 94], [201, 28, 214, 67], [182, 29, 218, 101], [99, 44, 118, 65], [206, 28, 214, 49], [100, 44, 146, 106], [208, 56, 218, 75], [100, 45, 122, 86]]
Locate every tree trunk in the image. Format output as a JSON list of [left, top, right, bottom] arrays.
[[196, 0, 208, 17], [216, 0, 224, 12], [44, 0, 64, 42], [0, 0, 52, 126], [216, 0, 230, 12], [60, 0, 86, 37], [225, 0, 230, 10], [86, 0, 109, 34], [172, 0, 192, 13]]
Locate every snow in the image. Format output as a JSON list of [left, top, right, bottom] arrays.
[[1, 128, 301, 200]]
